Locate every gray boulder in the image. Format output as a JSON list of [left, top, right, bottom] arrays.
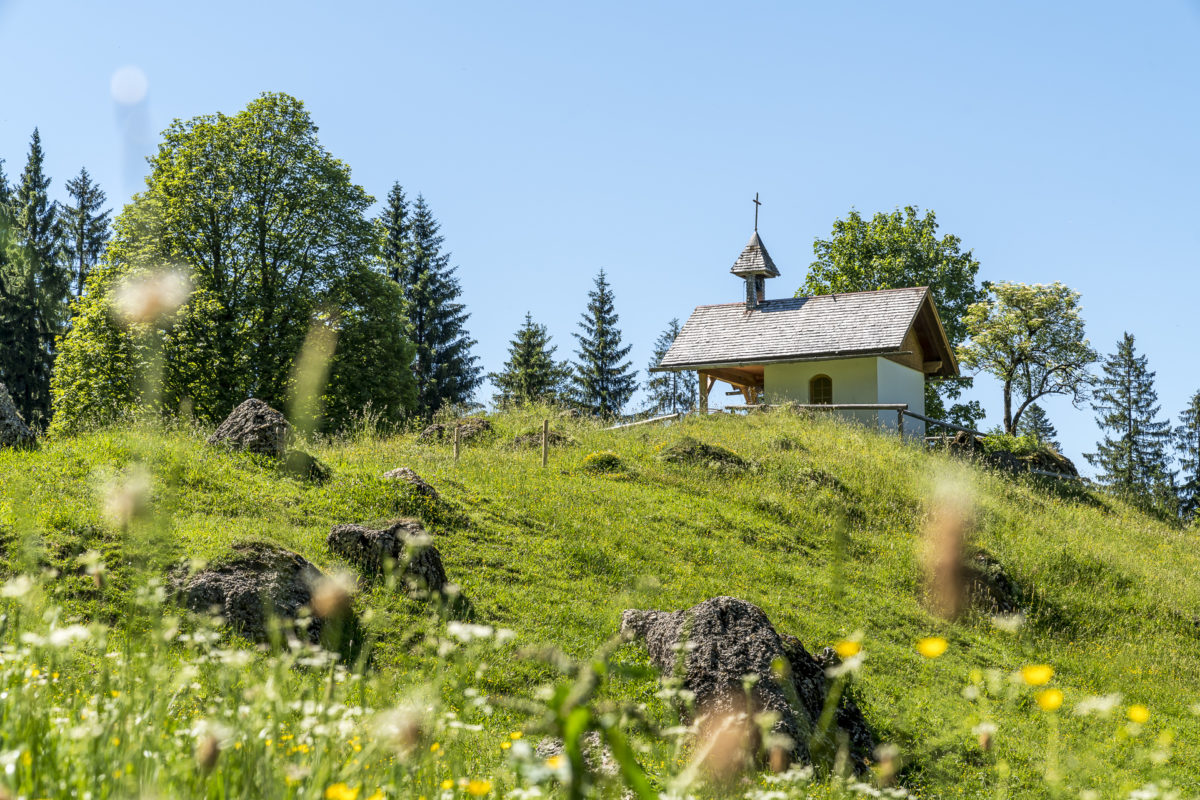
[[0, 383, 34, 449], [327, 519, 447, 594], [383, 467, 439, 501], [208, 399, 290, 458], [171, 542, 325, 643], [621, 596, 873, 770]]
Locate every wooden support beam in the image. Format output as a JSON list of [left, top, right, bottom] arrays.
[[698, 371, 710, 413]]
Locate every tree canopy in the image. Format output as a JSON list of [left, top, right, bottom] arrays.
[[800, 206, 986, 425], [51, 92, 416, 432], [488, 313, 570, 407], [1085, 333, 1175, 512], [958, 281, 1097, 434], [380, 185, 481, 417], [644, 318, 695, 415], [572, 270, 637, 416]]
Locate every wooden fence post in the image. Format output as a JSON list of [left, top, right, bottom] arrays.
[[453, 424, 460, 461], [541, 419, 549, 468], [897, 409, 905, 440]]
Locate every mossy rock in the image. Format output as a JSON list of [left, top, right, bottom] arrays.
[[658, 437, 748, 470], [581, 450, 624, 473]]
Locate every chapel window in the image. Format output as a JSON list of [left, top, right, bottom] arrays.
[[810, 374, 832, 405]]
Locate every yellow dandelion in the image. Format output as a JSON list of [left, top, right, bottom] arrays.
[[546, 754, 564, 769], [1036, 688, 1063, 711], [1021, 664, 1054, 686], [440, 779, 454, 790], [324, 784, 360, 800], [500, 741, 511, 750], [834, 640, 861, 659], [430, 742, 440, 753], [1128, 705, 1150, 724], [509, 731, 523, 740], [916, 637, 948, 658], [466, 779, 492, 796], [366, 791, 385, 800]]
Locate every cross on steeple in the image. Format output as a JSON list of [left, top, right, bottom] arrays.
[[753, 192, 762, 231]]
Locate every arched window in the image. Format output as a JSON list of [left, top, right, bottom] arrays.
[[809, 374, 833, 405]]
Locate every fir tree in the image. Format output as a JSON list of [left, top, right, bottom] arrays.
[[644, 318, 696, 414], [1016, 403, 1060, 450], [571, 270, 637, 416], [1174, 391, 1200, 524], [488, 313, 570, 407], [61, 167, 111, 296], [0, 130, 68, 424], [1085, 333, 1174, 507], [382, 189, 481, 416]]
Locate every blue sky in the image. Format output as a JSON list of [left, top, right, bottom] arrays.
[[1, 1, 1198, 472]]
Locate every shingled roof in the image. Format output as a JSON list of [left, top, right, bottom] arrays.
[[655, 286, 958, 377], [729, 232, 780, 277]]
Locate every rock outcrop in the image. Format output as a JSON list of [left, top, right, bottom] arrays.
[[0, 383, 34, 449], [327, 519, 447, 594], [383, 467, 439, 501], [946, 431, 1079, 478], [417, 417, 492, 445], [658, 437, 748, 470], [208, 399, 290, 458], [171, 542, 326, 643], [621, 596, 873, 770]]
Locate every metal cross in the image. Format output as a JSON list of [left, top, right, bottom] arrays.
[[753, 193, 762, 231]]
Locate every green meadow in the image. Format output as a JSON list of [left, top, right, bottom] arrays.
[[0, 407, 1195, 799]]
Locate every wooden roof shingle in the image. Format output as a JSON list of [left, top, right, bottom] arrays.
[[655, 286, 958, 376], [729, 232, 780, 278]]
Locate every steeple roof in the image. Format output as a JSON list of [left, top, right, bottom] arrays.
[[729, 231, 780, 278]]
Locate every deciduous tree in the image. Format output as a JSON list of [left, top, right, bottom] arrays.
[[51, 92, 416, 432], [801, 206, 985, 426], [958, 281, 1096, 434]]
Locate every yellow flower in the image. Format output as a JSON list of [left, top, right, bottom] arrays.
[[916, 637, 948, 658], [440, 779, 454, 790], [1036, 688, 1063, 711], [430, 742, 440, 753], [1021, 664, 1054, 686], [1128, 704, 1150, 724], [546, 754, 563, 769], [325, 784, 360, 800], [366, 791, 385, 800], [500, 741, 511, 750], [834, 640, 861, 659], [509, 731, 523, 740], [466, 779, 492, 796]]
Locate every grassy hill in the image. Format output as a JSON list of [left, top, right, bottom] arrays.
[[0, 407, 1196, 799]]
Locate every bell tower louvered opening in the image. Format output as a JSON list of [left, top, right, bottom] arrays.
[[729, 231, 779, 310]]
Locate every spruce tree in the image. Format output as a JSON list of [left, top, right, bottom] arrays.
[[1174, 391, 1200, 524], [381, 188, 481, 416], [644, 318, 696, 414], [1016, 403, 1060, 449], [488, 313, 570, 407], [1, 130, 68, 424], [61, 167, 111, 296], [1085, 332, 1174, 507], [571, 269, 637, 416]]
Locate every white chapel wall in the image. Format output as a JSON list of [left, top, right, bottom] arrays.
[[763, 358, 879, 427], [876, 357, 925, 437]]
